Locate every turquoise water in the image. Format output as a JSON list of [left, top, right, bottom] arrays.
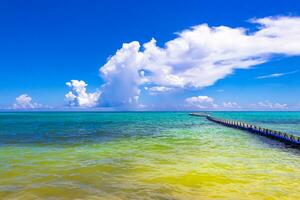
[[212, 112, 300, 136], [1, 112, 300, 199]]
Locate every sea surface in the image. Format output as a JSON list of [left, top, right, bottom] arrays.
[[0, 112, 300, 199]]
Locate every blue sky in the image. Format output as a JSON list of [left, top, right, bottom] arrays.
[[1, 0, 300, 110]]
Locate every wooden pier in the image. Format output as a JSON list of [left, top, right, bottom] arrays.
[[189, 113, 300, 147]]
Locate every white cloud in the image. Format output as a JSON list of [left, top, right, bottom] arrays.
[[98, 16, 300, 108], [256, 70, 298, 79], [144, 86, 174, 95], [184, 98, 289, 110], [99, 42, 144, 107], [222, 101, 240, 108], [185, 96, 218, 109], [65, 80, 100, 107], [250, 100, 288, 109], [184, 96, 291, 111], [12, 94, 43, 109], [185, 96, 214, 104], [185, 97, 241, 110]]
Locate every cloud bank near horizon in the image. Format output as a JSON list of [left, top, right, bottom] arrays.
[[184, 96, 288, 110], [12, 94, 44, 109], [64, 15, 300, 109]]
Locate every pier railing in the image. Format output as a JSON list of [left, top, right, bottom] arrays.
[[189, 113, 300, 146]]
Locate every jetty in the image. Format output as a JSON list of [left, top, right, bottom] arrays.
[[189, 113, 300, 147]]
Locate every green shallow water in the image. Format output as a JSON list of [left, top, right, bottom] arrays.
[[0, 112, 300, 199]]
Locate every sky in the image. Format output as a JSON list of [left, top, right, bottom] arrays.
[[1, 0, 300, 111]]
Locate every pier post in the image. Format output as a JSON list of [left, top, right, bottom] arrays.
[[189, 113, 300, 147]]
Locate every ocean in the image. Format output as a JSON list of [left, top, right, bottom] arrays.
[[0, 112, 300, 199]]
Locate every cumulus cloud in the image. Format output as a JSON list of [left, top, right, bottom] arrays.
[[256, 70, 298, 79], [12, 94, 43, 109], [184, 97, 289, 111], [99, 42, 144, 107], [185, 97, 242, 110], [185, 96, 218, 109], [185, 96, 214, 104], [250, 100, 288, 109], [65, 80, 100, 107], [222, 102, 240, 108], [97, 16, 300, 108]]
